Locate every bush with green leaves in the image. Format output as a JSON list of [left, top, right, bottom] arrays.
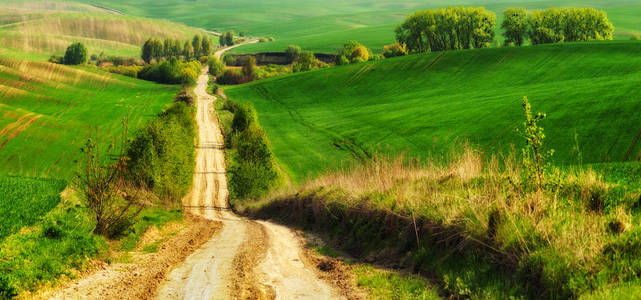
[[63, 42, 88, 65], [207, 56, 225, 77], [285, 45, 302, 62], [127, 102, 196, 203], [293, 50, 320, 72], [138, 58, 201, 85], [515, 96, 554, 191], [382, 43, 408, 58]]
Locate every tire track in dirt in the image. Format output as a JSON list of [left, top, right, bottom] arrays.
[[156, 67, 345, 299]]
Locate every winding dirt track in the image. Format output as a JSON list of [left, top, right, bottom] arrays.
[[155, 69, 341, 299]]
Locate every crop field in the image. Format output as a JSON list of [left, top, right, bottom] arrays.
[[0, 58, 178, 179], [72, 0, 641, 54], [0, 6, 211, 60], [0, 176, 66, 240], [226, 41, 641, 181]]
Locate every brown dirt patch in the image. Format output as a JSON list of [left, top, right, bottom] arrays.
[[36, 214, 221, 300], [230, 221, 275, 299]]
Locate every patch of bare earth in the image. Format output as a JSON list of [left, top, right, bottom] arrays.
[[33, 214, 221, 300], [230, 222, 275, 299]]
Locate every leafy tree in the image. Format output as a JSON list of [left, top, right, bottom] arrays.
[[163, 38, 172, 57], [224, 30, 235, 46], [338, 41, 371, 63], [528, 9, 565, 45], [63, 42, 88, 65], [183, 41, 193, 60], [285, 45, 301, 62], [201, 37, 213, 57], [382, 43, 408, 58], [335, 55, 350, 65], [192, 35, 202, 57], [502, 8, 528, 46], [172, 39, 183, 58], [293, 51, 319, 72], [395, 7, 496, 53], [242, 56, 256, 79], [207, 56, 225, 77]]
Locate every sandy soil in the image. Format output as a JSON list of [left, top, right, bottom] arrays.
[[38, 216, 220, 300], [156, 69, 345, 299]]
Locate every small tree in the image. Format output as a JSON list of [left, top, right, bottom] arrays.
[[516, 97, 554, 191], [502, 8, 528, 46], [201, 37, 213, 57], [207, 56, 225, 77], [292, 51, 318, 72], [285, 45, 301, 62], [183, 41, 194, 60], [75, 120, 144, 236], [242, 56, 256, 79], [192, 35, 202, 58], [382, 43, 407, 58], [63, 42, 88, 65]]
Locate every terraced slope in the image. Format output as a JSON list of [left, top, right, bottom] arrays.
[[226, 41, 641, 181], [0, 58, 178, 178]]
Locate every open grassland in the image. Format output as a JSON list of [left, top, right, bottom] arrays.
[[0, 58, 178, 179], [226, 41, 641, 182], [73, 0, 641, 54], [0, 7, 210, 60], [0, 176, 66, 240]]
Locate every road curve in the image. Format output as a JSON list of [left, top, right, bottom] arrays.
[[155, 68, 341, 299]]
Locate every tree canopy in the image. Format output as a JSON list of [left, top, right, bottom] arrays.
[[63, 42, 88, 65]]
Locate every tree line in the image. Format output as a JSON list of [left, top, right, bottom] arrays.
[[502, 7, 613, 46], [141, 34, 213, 63], [395, 6, 613, 53], [395, 7, 496, 53]]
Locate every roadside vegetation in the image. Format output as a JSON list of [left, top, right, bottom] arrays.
[[236, 99, 641, 298]]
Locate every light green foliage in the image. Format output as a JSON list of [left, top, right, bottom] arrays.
[[138, 58, 201, 85], [528, 8, 613, 45], [226, 42, 641, 182], [285, 45, 301, 62], [182, 41, 193, 59], [353, 265, 441, 300], [63, 42, 88, 65], [0, 176, 66, 240], [127, 102, 196, 202], [0, 198, 106, 297], [220, 30, 234, 47], [142, 38, 163, 63], [201, 36, 213, 57], [292, 50, 320, 73], [338, 41, 371, 63], [191, 34, 202, 58], [382, 42, 408, 58], [207, 56, 225, 77], [502, 8, 528, 46], [516, 97, 554, 191], [395, 7, 496, 53]]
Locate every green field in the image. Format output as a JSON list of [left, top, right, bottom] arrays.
[[72, 0, 641, 54], [226, 41, 641, 181], [0, 3, 211, 60], [0, 58, 178, 179], [0, 176, 66, 240]]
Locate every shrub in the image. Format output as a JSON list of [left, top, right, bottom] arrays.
[[515, 97, 554, 191], [293, 50, 320, 73], [48, 55, 63, 64], [337, 41, 371, 64], [232, 102, 258, 132], [63, 42, 88, 65], [285, 45, 302, 62], [102, 65, 143, 78], [174, 88, 195, 106], [75, 120, 144, 236], [207, 57, 225, 77], [335, 55, 350, 65], [630, 33, 641, 40], [217, 69, 251, 85], [127, 102, 196, 202], [138, 58, 201, 85], [382, 43, 408, 58]]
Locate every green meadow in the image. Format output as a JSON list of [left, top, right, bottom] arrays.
[[226, 41, 641, 182], [74, 0, 641, 54], [0, 58, 178, 179]]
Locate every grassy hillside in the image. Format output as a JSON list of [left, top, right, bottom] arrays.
[[0, 58, 179, 179], [226, 41, 641, 181], [0, 7, 209, 60], [74, 0, 641, 54]]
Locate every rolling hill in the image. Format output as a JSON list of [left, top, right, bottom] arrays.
[[226, 41, 641, 181], [0, 4, 210, 60], [0, 58, 179, 179], [73, 0, 641, 54]]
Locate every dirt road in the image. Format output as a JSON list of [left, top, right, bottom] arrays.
[[155, 69, 342, 299]]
